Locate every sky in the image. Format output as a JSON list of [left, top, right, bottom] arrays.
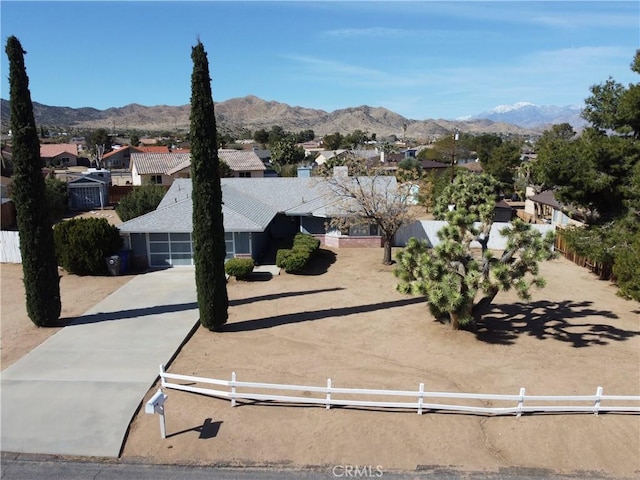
[[1, 1, 638, 121]]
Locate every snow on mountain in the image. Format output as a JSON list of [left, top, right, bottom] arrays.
[[488, 102, 537, 114], [461, 102, 586, 130]]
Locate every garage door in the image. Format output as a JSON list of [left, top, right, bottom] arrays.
[[147, 232, 243, 267], [148, 233, 193, 267]]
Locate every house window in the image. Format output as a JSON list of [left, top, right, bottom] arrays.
[[239, 171, 252, 178], [225, 232, 234, 259], [348, 223, 380, 236], [150, 175, 162, 184]]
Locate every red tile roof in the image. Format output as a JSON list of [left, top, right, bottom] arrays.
[[39, 143, 78, 158]]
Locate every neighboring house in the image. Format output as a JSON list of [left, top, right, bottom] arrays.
[[131, 150, 266, 186], [118, 176, 396, 269], [130, 152, 191, 186], [103, 145, 171, 170], [314, 150, 348, 165], [525, 189, 585, 227], [40, 143, 79, 167], [136, 145, 172, 154], [67, 170, 111, 211], [251, 148, 271, 165], [103, 146, 134, 170], [218, 149, 266, 178]]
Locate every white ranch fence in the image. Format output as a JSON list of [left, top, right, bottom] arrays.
[[158, 366, 640, 417], [0, 230, 21, 263]]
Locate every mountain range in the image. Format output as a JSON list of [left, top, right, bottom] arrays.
[[462, 102, 586, 129], [0, 96, 586, 140]]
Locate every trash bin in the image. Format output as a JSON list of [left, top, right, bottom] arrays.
[[106, 255, 121, 276], [118, 250, 131, 274]]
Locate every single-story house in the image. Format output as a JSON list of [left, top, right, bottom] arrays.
[[40, 143, 79, 167], [130, 152, 191, 186], [525, 189, 585, 227], [118, 176, 396, 269], [130, 150, 266, 186], [167, 149, 266, 179], [314, 150, 348, 165]]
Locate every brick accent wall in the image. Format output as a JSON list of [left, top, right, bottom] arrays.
[[323, 235, 383, 248]]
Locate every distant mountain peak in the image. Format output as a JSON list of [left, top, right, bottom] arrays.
[[464, 102, 586, 130], [488, 102, 537, 114]]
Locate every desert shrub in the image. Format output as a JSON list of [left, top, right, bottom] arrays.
[[54, 217, 123, 275], [45, 177, 68, 223], [292, 232, 320, 253], [276, 249, 309, 273], [116, 184, 166, 222], [225, 257, 255, 280], [276, 234, 320, 273]]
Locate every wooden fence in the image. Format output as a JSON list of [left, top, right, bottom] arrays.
[[554, 231, 614, 280], [159, 367, 640, 417]]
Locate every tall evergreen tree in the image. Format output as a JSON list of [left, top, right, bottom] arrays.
[[189, 40, 228, 331], [6, 36, 61, 326]]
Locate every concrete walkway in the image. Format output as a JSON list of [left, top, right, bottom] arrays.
[[1, 267, 199, 458]]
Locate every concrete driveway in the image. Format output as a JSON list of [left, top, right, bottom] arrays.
[[1, 267, 199, 458]]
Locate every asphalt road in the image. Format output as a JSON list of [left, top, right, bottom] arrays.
[[0, 456, 629, 480]]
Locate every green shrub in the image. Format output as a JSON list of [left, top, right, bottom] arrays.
[[116, 184, 166, 222], [293, 233, 320, 253], [613, 231, 640, 301], [45, 177, 68, 223], [276, 249, 308, 273], [225, 257, 255, 280], [276, 234, 320, 273], [54, 217, 123, 275]]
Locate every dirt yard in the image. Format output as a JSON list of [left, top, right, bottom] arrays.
[[2, 247, 639, 477]]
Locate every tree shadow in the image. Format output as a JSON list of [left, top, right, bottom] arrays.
[[221, 297, 426, 332], [295, 248, 337, 276], [229, 288, 345, 307], [166, 418, 222, 439], [475, 300, 639, 347], [62, 302, 199, 326]]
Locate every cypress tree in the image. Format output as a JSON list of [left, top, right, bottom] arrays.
[[5, 36, 61, 326], [189, 40, 228, 330]]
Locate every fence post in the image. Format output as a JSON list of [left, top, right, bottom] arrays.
[[231, 372, 237, 407], [517, 387, 526, 417], [159, 364, 165, 387], [326, 378, 332, 410], [594, 386, 603, 415], [418, 383, 424, 415]]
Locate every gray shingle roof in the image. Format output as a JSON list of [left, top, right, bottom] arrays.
[[118, 176, 398, 234], [219, 149, 266, 171], [141, 150, 266, 177], [131, 153, 191, 175]]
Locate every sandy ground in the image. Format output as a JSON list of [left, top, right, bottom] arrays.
[[2, 247, 639, 477]]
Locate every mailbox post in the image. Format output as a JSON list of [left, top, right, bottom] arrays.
[[145, 389, 168, 438]]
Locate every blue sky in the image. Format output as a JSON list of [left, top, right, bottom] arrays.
[[1, 1, 638, 120]]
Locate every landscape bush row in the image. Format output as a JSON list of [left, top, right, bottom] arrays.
[[276, 233, 321, 273]]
